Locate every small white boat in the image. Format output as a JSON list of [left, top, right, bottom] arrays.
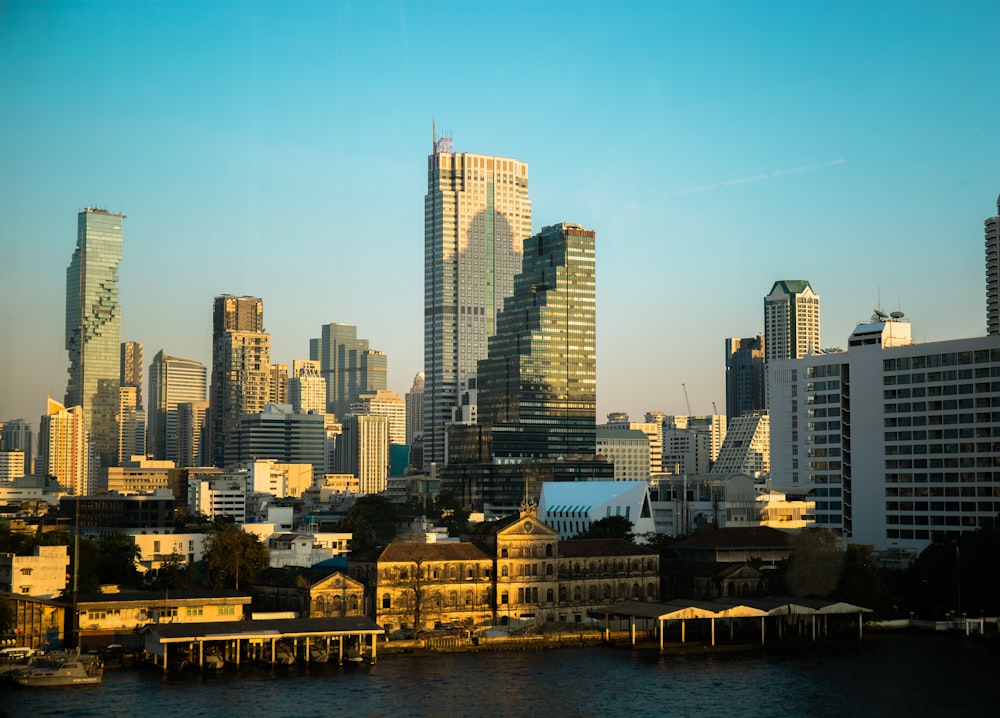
[[13, 658, 103, 687]]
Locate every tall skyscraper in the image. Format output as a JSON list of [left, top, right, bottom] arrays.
[[288, 365, 327, 415], [120, 341, 143, 409], [337, 413, 390, 494], [117, 386, 144, 464], [0, 420, 34, 476], [986, 195, 1000, 335], [423, 138, 532, 466], [350, 389, 407, 446], [176, 400, 209, 467], [148, 351, 207, 462], [38, 397, 89, 495], [65, 207, 125, 471], [310, 323, 386, 419], [477, 223, 597, 461], [725, 335, 766, 419], [763, 281, 820, 362], [209, 295, 270, 466], [269, 363, 289, 405], [405, 372, 425, 446]]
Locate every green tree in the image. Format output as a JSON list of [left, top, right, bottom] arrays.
[[574, 515, 634, 542], [338, 495, 400, 552], [834, 544, 892, 616], [145, 552, 194, 591], [202, 525, 269, 589], [97, 532, 142, 587], [66, 537, 101, 595], [777, 528, 844, 598]]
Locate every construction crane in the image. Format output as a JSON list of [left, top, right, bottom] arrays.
[[682, 383, 692, 416], [712, 401, 718, 416]]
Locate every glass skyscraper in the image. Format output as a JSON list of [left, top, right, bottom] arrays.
[[477, 222, 597, 461], [65, 207, 124, 472], [423, 138, 532, 466]]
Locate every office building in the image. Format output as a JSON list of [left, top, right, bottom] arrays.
[[763, 280, 820, 362], [38, 397, 89, 495], [176, 400, 209, 468], [310, 323, 386, 419], [288, 368, 327, 415], [0, 419, 34, 476], [120, 341, 143, 408], [405, 372, 425, 446], [769, 314, 1000, 554], [350, 389, 406, 446], [65, 207, 125, 471], [225, 404, 326, 473], [423, 139, 532, 466], [604, 417, 661, 478], [209, 295, 270, 466], [0, 451, 26, 481], [987, 196, 1000, 335], [726, 335, 766, 419], [477, 223, 597, 461], [148, 351, 207, 463], [337, 413, 390, 494], [595, 428, 651, 481]]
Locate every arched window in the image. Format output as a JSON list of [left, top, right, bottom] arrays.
[[501, 547, 509, 558], [465, 590, 473, 606], [501, 591, 509, 605], [332, 595, 344, 615], [603, 584, 612, 599], [632, 583, 641, 599], [647, 583, 656, 598], [559, 586, 567, 602], [546, 588, 554, 603], [348, 595, 359, 612], [545, 544, 553, 557], [502, 565, 509, 577], [449, 591, 458, 606], [588, 586, 597, 600], [618, 584, 626, 599], [545, 564, 553, 576], [573, 586, 582, 601], [382, 594, 391, 609], [589, 562, 596, 574], [646, 559, 655, 572]]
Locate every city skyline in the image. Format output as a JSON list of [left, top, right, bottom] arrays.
[[2, 2, 999, 431]]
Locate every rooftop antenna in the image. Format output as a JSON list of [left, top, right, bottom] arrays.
[[432, 117, 436, 152]]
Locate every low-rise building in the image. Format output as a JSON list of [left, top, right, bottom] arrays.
[[351, 542, 494, 635], [252, 567, 365, 618], [0, 545, 69, 599], [73, 588, 252, 650]]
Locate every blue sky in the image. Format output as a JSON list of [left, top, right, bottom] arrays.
[[2, 0, 998, 428]]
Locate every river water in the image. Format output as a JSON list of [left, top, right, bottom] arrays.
[[2, 632, 996, 718]]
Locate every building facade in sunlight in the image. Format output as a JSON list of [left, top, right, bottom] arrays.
[[65, 207, 125, 472], [477, 223, 597, 461], [763, 280, 820, 362], [423, 138, 532, 468], [209, 295, 270, 467]]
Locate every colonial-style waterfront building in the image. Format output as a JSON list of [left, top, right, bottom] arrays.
[[252, 567, 365, 618]]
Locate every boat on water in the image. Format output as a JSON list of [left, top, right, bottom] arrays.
[[273, 643, 296, 666], [307, 645, 329, 664], [12, 657, 103, 687]]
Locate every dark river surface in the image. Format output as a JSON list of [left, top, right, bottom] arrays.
[[2, 632, 996, 718]]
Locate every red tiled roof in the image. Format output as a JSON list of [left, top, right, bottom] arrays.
[[378, 542, 491, 563], [559, 538, 658, 558]]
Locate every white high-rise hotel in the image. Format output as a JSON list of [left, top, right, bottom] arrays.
[[764, 280, 820, 362], [423, 136, 532, 466]]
